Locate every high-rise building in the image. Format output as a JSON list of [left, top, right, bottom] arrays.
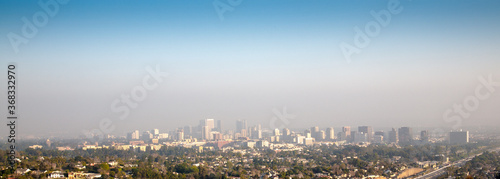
[[176, 129, 184, 141], [326, 127, 335, 140], [304, 129, 311, 138], [152, 129, 159, 136], [449, 130, 469, 144], [202, 126, 210, 140], [311, 126, 320, 139], [240, 129, 247, 138], [374, 135, 384, 143], [421, 130, 429, 142], [217, 120, 222, 132], [358, 126, 373, 142], [282, 128, 291, 136], [353, 131, 367, 143], [131, 130, 140, 140], [311, 126, 319, 133], [319, 130, 326, 140], [205, 119, 215, 131], [251, 127, 262, 139], [273, 128, 280, 136], [342, 126, 351, 140], [184, 125, 192, 136], [389, 128, 398, 143], [236, 119, 247, 133], [398, 127, 413, 145], [374, 131, 384, 142], [142, 131, 153, 140]]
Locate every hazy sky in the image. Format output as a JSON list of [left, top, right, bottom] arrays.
[[1, 0, 499, 138]]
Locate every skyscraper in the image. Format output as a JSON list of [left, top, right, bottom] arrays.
[[326, 127, 335, 140], [449, 130, 469, 144], [202, 126, 210, 140], [358, 126, 373, 142], [273, 128, 280, 136], [342, 126, 351, 141], [130, 130, 140, 140], [152, 129, 159, 136], [236, 119, 247, 133], [205, 119, 215, 131], [282, 128, 290, 136], [142, 131, 153, 140], [184, 125, 192, 136], [389, 128, 398, 143], [398, 127, 412, 145], [177, 129, 184, 141], [420, 130, 429, 143], [217, 120, 222, 132]]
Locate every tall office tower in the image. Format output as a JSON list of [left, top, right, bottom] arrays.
[[389, 128, 398, 143], [273, 128, 280, 136], [350, 131, 357, 142], [142, 131, 153, 140], [176, 129, 184, 141], [132, 130, 140, 140], [282, 128, 291, 136], [449, 130, 469, 144], [240, 129, 247, 138], [358, 126, 373, 142], [311, 126, 320, 139], [152, 129, 160, 136], [319, 130, 326, 140], [311, 126, 320, 133], [236, 119, 247, 133], [205, 119, 215, 131], [127, 132, 133, 140], [342, 126, 351, 139], [184, 125, 192, 136], [202, 126, 210, 140], [217, 120, 222, 132], [421, 130, 429, 142], [398, 127, 413, 145], [326, 127, 335, 140], [251, 127, 262, 139], [354, 131, 367, 143]]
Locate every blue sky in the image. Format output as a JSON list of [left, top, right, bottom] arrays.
[[0, 0, 499, 138]]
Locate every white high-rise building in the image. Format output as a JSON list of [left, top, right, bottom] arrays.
[[205, 119, 215, 131], [132, 130, 140, 140]]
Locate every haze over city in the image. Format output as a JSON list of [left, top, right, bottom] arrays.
[[0, 0, 499, 139]]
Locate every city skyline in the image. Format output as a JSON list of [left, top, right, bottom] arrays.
[[0, 0, 499, 139]]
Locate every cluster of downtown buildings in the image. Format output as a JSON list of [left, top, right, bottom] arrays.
[[120, 119, 471, 148]]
